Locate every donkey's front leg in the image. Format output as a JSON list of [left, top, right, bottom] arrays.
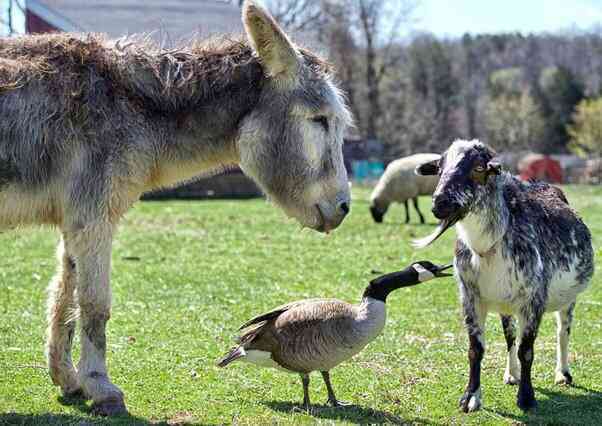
[[66, 223, 126, 416], [46, 238, 81, 397], [459, 284, 487, 413], [516, 306, 544, 412]]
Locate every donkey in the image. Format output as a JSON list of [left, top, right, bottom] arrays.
[[0, 1, 352, 415], [414, 140, 593, 412]]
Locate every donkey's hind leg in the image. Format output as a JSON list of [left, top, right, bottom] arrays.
[[555, 302, 575, 385], [46, 238, 81, 397], [65, 223, 126, 416]]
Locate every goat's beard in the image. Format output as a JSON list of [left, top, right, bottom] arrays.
[[412, 210, 466, 249]]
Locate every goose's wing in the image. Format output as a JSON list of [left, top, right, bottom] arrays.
[[238, 298, 327, 331]]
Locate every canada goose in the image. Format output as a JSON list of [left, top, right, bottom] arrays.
[[217, 261, 452, 408]]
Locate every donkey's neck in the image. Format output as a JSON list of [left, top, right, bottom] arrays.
[[117, 41, 265, 190], [456, 174, 510, 255]]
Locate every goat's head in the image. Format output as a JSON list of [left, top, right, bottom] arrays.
[[412, 140, 501, 247]]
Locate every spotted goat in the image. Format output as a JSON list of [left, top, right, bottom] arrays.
[[414, 139, 594, 412]]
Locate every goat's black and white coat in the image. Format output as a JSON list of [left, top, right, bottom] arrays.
[[415, 140, 594, 412]]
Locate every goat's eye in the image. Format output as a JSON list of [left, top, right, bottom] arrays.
[[311, 115, 329, 132], [474, 165, 486, 173]]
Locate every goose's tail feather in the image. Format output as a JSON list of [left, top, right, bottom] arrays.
[[217, 346, 246, 367]]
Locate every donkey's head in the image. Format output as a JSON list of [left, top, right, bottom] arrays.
[[413, 140, 501, 247], [237, 1, 352, 233]]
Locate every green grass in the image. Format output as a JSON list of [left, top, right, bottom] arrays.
[[0, 185, 601, 425]]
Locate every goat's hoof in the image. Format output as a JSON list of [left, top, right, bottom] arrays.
[[90, 397, 128, 417], [517, 392, 537, 412], [503, 372, 519, 385], [555, 370, 573, 385], [459, 388, 482, 413]]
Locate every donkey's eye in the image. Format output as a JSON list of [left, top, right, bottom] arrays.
[[311, 115, 329, 132]]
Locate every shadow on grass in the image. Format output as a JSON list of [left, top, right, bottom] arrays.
[[0, 395, 151, 426], [490, 384, 602, 425], [264, 400, 441, 425], [0, 412, 152, 426]]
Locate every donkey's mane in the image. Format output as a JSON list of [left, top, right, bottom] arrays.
[[0, 32, 334, 114]]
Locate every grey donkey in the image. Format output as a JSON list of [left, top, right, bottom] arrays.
[[0, 1, 352, 416]]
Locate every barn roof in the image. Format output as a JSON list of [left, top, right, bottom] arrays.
[[37, 0, 243, 40]]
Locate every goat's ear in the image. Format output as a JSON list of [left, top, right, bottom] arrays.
[[415, 159, 440, 176], [243, 0, 299, 81], [487, 160, 502, 175]]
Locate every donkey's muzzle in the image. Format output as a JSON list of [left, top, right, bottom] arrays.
[[316, 197, 350, 233]]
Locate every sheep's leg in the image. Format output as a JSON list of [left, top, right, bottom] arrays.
[[300, 373, 311, 409], [46, 238, 82, 397], [412, 197, 425, 224], [516, 308, 543, 412], [555, 302, 575, 385], [501, 315, 520, 385], [65, 223, 126, 416], [403, 200, 410, 223], [459, 290, 487, 413]]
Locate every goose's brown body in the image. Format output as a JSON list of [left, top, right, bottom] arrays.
[[236, 298, 386, 373], [218, 261, 452, 407]]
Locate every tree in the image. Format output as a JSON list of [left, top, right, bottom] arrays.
[[568, 98, 602, 157], [326, 0, 418, 141], [536, 66, 585, 153], [263, 0, 326, 33], [483, 91, 545, 152]]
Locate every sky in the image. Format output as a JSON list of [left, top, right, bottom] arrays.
[[414, 0, 602, 37]]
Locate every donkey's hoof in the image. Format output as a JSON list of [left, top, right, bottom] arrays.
[[555, 370, 573, 385], [63, 387, 86, 400], [91, 397, 128, 417]]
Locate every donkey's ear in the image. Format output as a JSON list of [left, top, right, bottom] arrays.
[[415, 158, 441, 176], [243, 1, 299, 81]]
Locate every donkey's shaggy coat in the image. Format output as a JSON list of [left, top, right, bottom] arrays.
[[0, 1, 352, 415]]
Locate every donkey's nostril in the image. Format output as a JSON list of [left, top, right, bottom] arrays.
[[339, 201, 350, 215]]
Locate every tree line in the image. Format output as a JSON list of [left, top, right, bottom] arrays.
[[266, 0, 602, 159]]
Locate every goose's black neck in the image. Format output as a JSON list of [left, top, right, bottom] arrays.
[[363, 267, 420, 302]]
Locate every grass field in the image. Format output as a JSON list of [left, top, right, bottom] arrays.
[[0, 185, 601, 425]]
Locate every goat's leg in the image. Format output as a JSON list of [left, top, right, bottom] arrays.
[[555, 302, 575, 385], [501, 315, 520, 385], [65, 223, 126, 416], [46, 238, 81, 397], [412, 197, 425, 224], [516, 308, 543, 411], [459, 292, 487, 412], [403, 200, 410, 223]]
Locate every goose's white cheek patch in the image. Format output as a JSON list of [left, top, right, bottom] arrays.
[[413, 263, 435, 282]]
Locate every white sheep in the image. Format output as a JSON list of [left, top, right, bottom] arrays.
[[369, 153, 440, 224]]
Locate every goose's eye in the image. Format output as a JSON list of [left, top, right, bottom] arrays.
[[474, 165, 486, 173], [311, 115, 329, 132]]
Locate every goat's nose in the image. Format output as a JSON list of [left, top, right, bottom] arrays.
[[432, 196, 453, 219], [338, 200, 350, 216]]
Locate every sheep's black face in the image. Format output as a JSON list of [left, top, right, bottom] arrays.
[[413, 140, 501, 248], [370, 205, 386, 223]]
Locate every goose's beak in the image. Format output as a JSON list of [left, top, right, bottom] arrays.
[[434, 263, 454, 277]]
